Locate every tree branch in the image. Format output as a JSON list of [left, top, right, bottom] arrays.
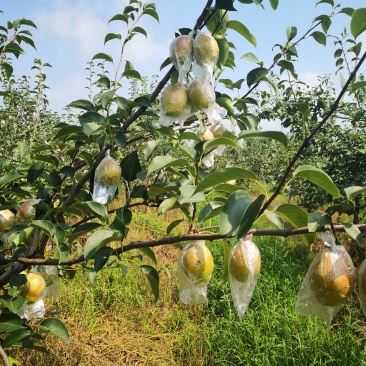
[[13, 224, 366, 268], [0, 345, 10, 366], [259, 50, 366, 216]]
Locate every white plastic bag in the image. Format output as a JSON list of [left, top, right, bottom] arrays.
[[228, 234, 261, 319], [169, 34, 194, 83], [18, 299, 46, 321], [92, 150, 121, 204], [177, 240, 214, 304], [295, 232, 356, 324]]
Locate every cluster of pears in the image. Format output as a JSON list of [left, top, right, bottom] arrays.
[[160, 31, 219, 123]]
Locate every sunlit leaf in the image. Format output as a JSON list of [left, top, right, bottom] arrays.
[[40, 318, 70, 344]]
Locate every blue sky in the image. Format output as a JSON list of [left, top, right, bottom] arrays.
[[1, 0, 365, 130]]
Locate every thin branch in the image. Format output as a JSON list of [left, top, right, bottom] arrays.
[[0, 345, 10, 366], [259, 50, 366, 216], [13, 224, 366, 268]]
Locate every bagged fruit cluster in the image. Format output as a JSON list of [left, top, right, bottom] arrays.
[[228, 234, 261, 320], [18, 272, 47, 320], [159, 31, 226, 127], [201, 121, 227, 168], [92, 150, 121, 204], [177, 240, 214, 304], [295, 232, 356, 324]]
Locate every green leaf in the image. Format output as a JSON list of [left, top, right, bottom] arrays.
[[195, 167, 257, 193], [349, 81, 366, 94], [275, 204, 316, 244], [133, 26, 147, 37], [140, 265, 159, 302], [344, 186, 366, 199], [2, 329, 32, 348], [286, 26, 297, 41], [158, 196, 178, 214], [292, 165, 340, 199], [237, 130, 288, 149], [343, 223, 363, 246], [226, 20, 256, 47], [104, 32, 121, 44], [32, 220, 55, 238], [178, 185, 206, 204], [0, 297, 26, 314], [241, 52, 263, 65], [202, 137, 237, 151], [160, 57, 171, 71], [216, 96, 235, 114], [39, 318, 70, 344], [286, 101, 310, 120], [350, 8, 366, 38], [78, 111, 105, 125], [219, 190, 251, 236], [237, 194, 265, 239], [120, 151, 141, 181], [28, 161, 44, 184], [95, 76, 111, 89], [84, 230, 121, 262], [167, 219, 184, 234], [139, 247, 157, 266], [86, 268, 97, 286], [307, 212, 332, 232], [269, 0, 279, 10], [214, 0, 237, 11], [198, 201, 224, 222], [142, 8, 159, 22], [147, 156, 188, 176], [264, 211, 284, 229], [109, 14, 128, 24], [0, 313, 26, 333], [0, 172, 24, 187], [78, 201, 109, 223], [92, 52, 113, 63], [94, 246, 113, 272], [18, 142, 30, 160], [310, 31, 327, 46], [246, 67, 269, 87], [216, 37, 230, 69], [122, 69, 142, 79], [101, 89, 117, 109]]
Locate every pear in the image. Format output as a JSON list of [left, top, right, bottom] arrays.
[[0, 209, 15, 232], [22, 273, 46, 303], [98, 158, 121, 186], [161, 83, 189, 117], [169, 35, 193, 69], [188, 78, 215, 111], [193, 32, 219, 66]]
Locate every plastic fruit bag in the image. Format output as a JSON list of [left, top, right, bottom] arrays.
[[358, 259, 366, 316], [169, 34, 193, 83], [295, 232, 356, 324], [18, 272, 47, 320], [33, 265, 59, 299], [159, 83, 192, 127], [92, 150, 121, 204], [178, 240, 214, 304], [192, 31, 219, 81], [228, 234, 261, 320]]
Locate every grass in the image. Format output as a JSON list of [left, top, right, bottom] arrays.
[[9, 205, 366, 366]]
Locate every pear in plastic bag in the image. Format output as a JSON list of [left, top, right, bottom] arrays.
[[178, 240, 214, 304], [295, 232, 356, 324], [169, 34, 193, 83], [228, 234, 261, 320], [92, 150, 121, 204]]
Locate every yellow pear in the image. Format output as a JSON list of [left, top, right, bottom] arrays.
[[202, 129, 214, 141], [211, 124, 225, 138], [161, 84, 189, 117], [0, 209, 15, 232], [229, 241, 261, 283], [310, 249, 356, 306], [169, 35, 193, 69], [188, 78, 215, 111], [22, 273, 46, 303], [98, 158, 121, 186], [182, 242, 214, 284], [193, 32, 219, 66]]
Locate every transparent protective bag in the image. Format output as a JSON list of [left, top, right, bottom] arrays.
[[295, 232, 357, 324], [192, 31, 219, 81], [92, 150, 121, 204], [169, 33, 194, 83], [177, 240, 214, 304], [33, 265, 59, 299], [228, 234, 261, 320]]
